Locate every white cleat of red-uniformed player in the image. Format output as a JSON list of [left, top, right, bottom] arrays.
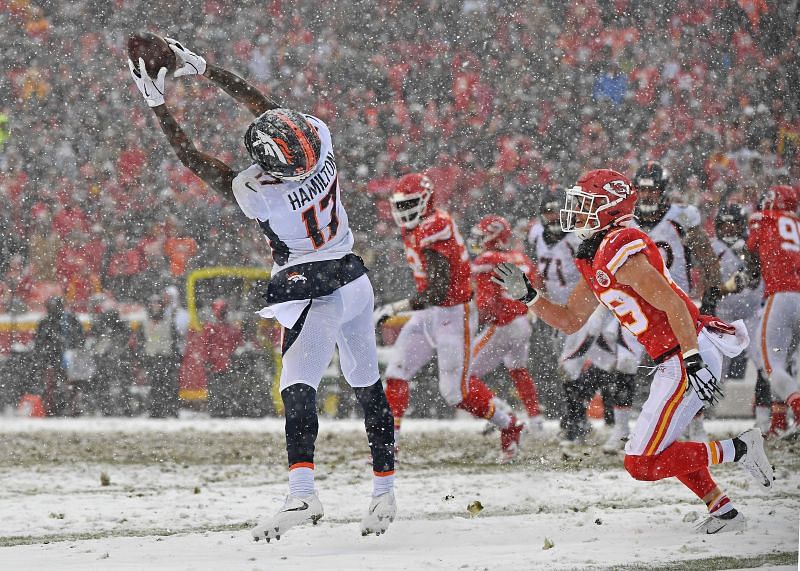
[[735, 428, 775, 488], [252, 493, 324, 542], [695, 510, 747, 534]]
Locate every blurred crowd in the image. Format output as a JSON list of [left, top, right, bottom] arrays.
[[0, 0, 798, 414]]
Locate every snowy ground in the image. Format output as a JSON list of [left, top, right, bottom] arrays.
[[0, 416, 797, 570]]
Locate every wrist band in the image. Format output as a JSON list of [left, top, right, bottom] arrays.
[[682, 348, 700, 359]]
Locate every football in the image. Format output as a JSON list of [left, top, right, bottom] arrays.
[[127, 31, 176, 77]]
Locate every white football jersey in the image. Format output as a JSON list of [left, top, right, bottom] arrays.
[[646, 204, 700, 295], [232, 116, 353, 275], [712, 237, 763, 322], [527, 223, 582, 304]]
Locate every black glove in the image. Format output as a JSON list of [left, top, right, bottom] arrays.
[[683, 349, 723, 406]]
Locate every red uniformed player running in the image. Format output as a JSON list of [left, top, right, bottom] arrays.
[[492, 169, 774, 533], [469, 215, 544, 430], [375, 174, 525, 462], [741, 185, 800, 436]]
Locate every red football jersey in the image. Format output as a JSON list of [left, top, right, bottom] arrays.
[[401, 209, 472, 306], [747, 210, 800, 297], [575, 227, 700, 360], [473, 249, 539, 326]]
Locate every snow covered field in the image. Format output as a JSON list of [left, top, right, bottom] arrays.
[[0, 416, 797, 570]]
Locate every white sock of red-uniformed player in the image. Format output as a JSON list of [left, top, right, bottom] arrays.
[[385, 378, 409, 443], [458, 377, 512, 429], [508, 368, 540, 418]]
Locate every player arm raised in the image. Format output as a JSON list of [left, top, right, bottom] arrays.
[[127, 58, 236, 199], [688, 226, 723, 313], [491, 263, 598, 334], [166, 39, 279, 117]]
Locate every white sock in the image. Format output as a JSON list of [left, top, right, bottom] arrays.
[[288, 466, 315, 497], [373, 472, 395, 496], [489, 403, 511, 430]]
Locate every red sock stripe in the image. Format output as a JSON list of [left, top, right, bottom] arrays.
[[708, 494, 731, 514], [289, 462, 314, 471], [373, 470, 395, 477]]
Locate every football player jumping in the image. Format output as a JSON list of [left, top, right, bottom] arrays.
[[127, 39, 395, 540], [375, 174, 525, 462], [493, 169, 774, 533], [741, 185, 800, 437], [469, 215, 543, 430]]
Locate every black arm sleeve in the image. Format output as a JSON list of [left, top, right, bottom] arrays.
[[410, 249, 451, 309], [151, 105, 236, 200]]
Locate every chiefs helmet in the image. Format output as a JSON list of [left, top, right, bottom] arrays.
[[633, 161, 671, 227], [715, 203, 746, 246], [244, 108, 321, 181], [761, 185, 798, 212], [561, 169, 638, 240], [389, 173, 434, 229], [469, 215, 512, 253]]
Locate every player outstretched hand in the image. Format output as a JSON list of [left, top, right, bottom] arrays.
[[683, 349, 724, 406], [373, 299, 411, 328], [166, 37, 207, 77], [492, 263, 539, 305], [127, 58, 167, 107]]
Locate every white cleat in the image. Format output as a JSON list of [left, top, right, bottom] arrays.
[[695, 511, 747, 534], [252, 493, 324, 543], [736, 428, 775, 488], [361, 491, 397, 536]]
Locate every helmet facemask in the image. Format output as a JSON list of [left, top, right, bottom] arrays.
[[390, 191, 431, 229], [560, 186, 610, 240]]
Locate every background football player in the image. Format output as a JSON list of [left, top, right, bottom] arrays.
[[375, 174, 525, 461], [741, 186, 800, 437], [633, 161, 723, 440], [469, 215, 543, 438], [127, 39, 396, 541], [493, 169, 773, 534]]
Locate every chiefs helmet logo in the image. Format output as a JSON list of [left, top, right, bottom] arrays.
[[595, 269, 611, 287], [603, 180, 632, 198]]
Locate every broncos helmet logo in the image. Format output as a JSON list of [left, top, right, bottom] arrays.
[[253, 129, 293, 165]]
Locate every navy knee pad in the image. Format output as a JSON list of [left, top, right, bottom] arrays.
[[281, 383, 319, 467], [353, 380, 395, 473]]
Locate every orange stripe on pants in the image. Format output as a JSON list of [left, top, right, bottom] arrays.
[[644, 368, 688, 456], [761, 295, 775, 375], [472, 325, 497, 359], [460, 303, 471, 400]]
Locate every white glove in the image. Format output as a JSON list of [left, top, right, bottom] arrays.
[[165, 37, 207, 77], [373, 299, 411, 326], [491, 262, 539, 305], [127, 58, 167, 107]]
